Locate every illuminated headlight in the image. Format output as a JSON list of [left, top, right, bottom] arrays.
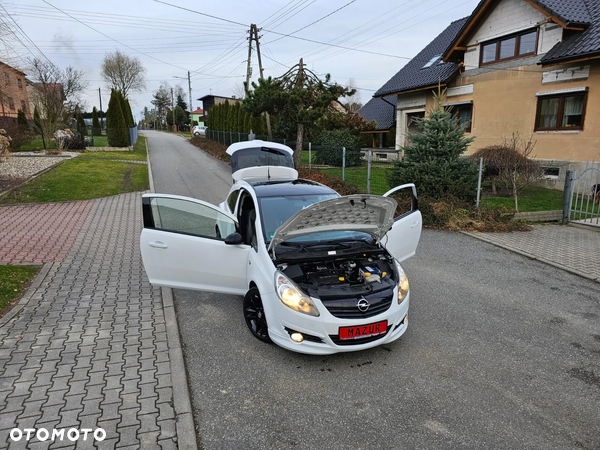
[[395, 261, 410, 304], [275, 272, 320, 317]]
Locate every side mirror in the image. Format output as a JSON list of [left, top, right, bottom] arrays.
[[224, 232, 244, 245]]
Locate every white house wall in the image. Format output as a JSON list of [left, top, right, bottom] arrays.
[[395, 92, 427, 150]]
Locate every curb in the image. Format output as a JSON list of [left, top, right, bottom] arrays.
[[461, 231, 600, 283], [145, 134, 199, 450], [0, 263, 52, 328]]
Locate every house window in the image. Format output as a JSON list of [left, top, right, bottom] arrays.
[[480, 29, 538, 66], [8, 97, 15, 110], [449, 104, 473, 132], [17, 78, 23, 90], [377, 153, 387, 160], [422, 54, 442, 69], [535, 92, 587, 131], [2, 72, 9, 86], [20, 101, 27, 113], [543, 167, 560, 179]]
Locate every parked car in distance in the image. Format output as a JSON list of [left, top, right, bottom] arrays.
[[192, 126, 206, 136], [140, 140, 422, 354]]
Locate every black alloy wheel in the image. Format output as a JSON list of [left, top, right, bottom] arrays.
[[243, 288, 271, 343]]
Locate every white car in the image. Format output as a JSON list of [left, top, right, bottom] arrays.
[[140, 140, 422, 355], [192, 126, 206, 136]]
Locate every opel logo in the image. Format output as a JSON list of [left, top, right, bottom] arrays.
[[357, 298, 370, 312]]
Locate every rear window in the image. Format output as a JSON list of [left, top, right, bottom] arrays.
[[231, 147, 294, 173]]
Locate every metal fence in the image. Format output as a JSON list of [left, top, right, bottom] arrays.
[[563, 162, 600, 226], [204, 130, 396, 195]]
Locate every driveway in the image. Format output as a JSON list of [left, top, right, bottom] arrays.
[[146, 131, 600, 450]]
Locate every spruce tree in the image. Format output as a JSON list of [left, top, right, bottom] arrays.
[[17, 110, 28, 128], [386, 93, 478, 201], [92, 107, 101, 136], [76, 112, 87, 136], [107, 89, 129, 147]]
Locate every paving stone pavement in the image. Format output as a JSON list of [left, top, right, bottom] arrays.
[[0, 193, 178, 449], [466, 224, 600, 282], [0, 202, 93, 264]]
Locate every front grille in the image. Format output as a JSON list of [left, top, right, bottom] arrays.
[[320, 288, 394, 319], [330, 328, 389, 346]]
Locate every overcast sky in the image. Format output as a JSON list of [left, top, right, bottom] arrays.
[[1, 0, 480, 120]]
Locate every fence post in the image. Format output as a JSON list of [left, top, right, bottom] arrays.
[[563, 169, 574, 224], [342, 147, 346, 181], [367, 149, 372, 194], [308, 142, 312, 170], [476, 157, 483, 209]]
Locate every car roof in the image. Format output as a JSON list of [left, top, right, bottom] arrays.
[[246, 179, 338, 198]]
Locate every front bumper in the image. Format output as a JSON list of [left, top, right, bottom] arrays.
[[264, 289, 410, 355]]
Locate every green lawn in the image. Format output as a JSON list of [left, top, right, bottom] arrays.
[[19, 134, 111, 151], [0, 265, 40, 317], [480, 186, 564, 212], [0, 153, 148, 205], [82, 135, 147, 161]]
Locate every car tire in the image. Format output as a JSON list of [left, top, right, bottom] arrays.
[[243, 287, 271, 343]]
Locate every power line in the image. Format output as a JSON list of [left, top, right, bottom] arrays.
[[265, 0, 359, 44], [40, 0, 189, 71], [155, 0, 414, 60], [263, 0, 317, 30], [260, 0, 300, 26], [0, 4, 53, 64]]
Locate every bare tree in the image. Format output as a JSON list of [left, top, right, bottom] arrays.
[[28, 58, 87, 149], [232, 82, 246, 100], [472, 134, 543, 212], [173, 84, 186, 103], [342, 78, 362, 113], [150, 83, 170, 130], [101, 51, 146, 99]]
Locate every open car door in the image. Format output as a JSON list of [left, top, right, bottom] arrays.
[[381, 184, 422, 262], [140, 194, 250, 295]]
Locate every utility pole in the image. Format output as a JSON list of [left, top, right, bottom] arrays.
[[254, 25, 272, 140], [245, 24, 254, 90], [188, 71, 193, 126], [98, 88, 104, 131]]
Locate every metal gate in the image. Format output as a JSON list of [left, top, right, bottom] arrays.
[[563, 161, 600, 226]]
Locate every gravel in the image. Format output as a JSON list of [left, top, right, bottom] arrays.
[[0, 153, 78, 180]]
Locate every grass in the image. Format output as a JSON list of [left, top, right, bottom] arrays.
[[81, 135, 147, 161], [19, 133, 113, 152], [480, 186, 564, 212], [0, 265, 40, 317], [0, 139, 149, 204]]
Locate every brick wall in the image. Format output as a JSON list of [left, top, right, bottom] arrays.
[[0, 62, 31, 120]]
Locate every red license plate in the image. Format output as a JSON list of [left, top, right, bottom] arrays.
[[339, 320, 388, 341]]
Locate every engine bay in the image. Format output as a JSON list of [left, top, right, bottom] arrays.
[[278, 252, 397, 298]]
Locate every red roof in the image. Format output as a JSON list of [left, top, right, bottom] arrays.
[[191, 108, 203, 114]]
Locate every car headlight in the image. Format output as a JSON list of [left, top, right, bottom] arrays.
[[274, 272, 320, 317], [395, 261, 409, 304]]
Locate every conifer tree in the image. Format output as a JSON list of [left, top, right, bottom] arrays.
[[386, 89, 478, 201], [17, 110, 28, 128], [92, 107, 101, 136], [107, 89, 129, 147], [76, 112, 87, 136]]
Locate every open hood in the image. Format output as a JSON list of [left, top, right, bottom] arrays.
[[268, 195, 397, 251]]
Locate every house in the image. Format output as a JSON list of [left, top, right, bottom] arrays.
[[373, 0, 600, 185], [196, 94, 241, 117], [357, 96, 399, 161], [0, 61, 31, 125], [191, 107, 205, 126]]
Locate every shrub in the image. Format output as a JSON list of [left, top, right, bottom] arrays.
[[386, 94, 478, 202], [76, 112, 87, 137], [2, 122, 32, 151], [314, 129, 362, 167]]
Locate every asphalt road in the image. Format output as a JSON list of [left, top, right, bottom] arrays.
[[145, 131, 600, 450]]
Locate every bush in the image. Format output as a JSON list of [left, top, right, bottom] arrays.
[[190, 136, 230, 162], [3, 122, 32, 151], [92, 107, 101, 136], [416, 196, 530, 232], [314, 129, 362, 167]]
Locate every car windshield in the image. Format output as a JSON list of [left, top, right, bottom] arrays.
[[259, 194, 373, 245]]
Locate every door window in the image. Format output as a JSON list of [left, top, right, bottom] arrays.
[[149, 197, 236, 240]]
